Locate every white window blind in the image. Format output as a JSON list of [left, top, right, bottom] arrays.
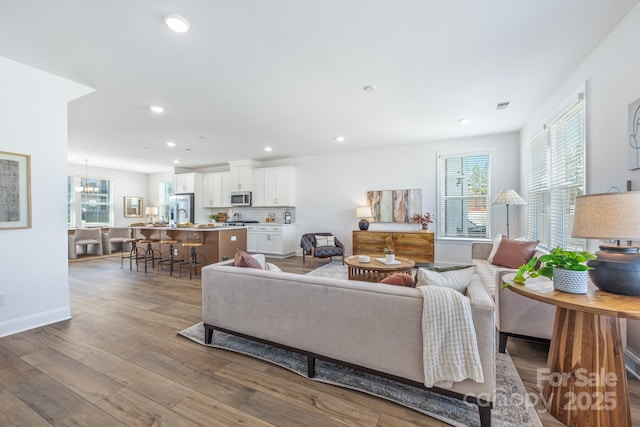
[[438, 152, 491, 239], [526, 97, 585, 250]]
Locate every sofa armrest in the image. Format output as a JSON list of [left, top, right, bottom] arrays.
[[471, 241, 493, 260]]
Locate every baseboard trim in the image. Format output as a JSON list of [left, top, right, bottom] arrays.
[[0, 307, 72, 338], [626, 349, 640, 380]]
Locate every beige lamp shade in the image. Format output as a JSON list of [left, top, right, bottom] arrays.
[[144, 206, 159, 216], [572, 192, 640, 240], [356, 206, 373, 218], [492, 189, 526, 206]]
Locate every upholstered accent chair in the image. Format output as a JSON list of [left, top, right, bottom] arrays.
[[300, 233, 345, 268], [101, 227, 131, 255], [68, 228, 104, 259]]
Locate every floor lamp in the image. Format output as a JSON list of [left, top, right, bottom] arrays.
[[492, 190, 526, 237]]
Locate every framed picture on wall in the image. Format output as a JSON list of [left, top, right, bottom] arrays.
[[0, 151, 31, 229]]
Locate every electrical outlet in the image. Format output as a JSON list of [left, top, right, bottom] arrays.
[[0, 292, 6, 306], [174, 249, 178, 256], [231, 235, 237, 241]]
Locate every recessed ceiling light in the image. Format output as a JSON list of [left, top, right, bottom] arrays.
[[149, 105, 165, 114], [166, 141, 176, 147], [459, 118, 472, 126], [163, 14, 191, 33], [363, 85, 376, 92], [173, 160, 181, 164], [264, 147, 272, 152], [335, 136, 345, 143]]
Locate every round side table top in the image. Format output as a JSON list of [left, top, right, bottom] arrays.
[[503, 273, 640, 320]]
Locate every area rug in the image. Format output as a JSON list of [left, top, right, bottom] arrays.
[[179, 321, 541, 427]]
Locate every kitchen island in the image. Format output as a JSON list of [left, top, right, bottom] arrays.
[[130, 225, 247, 267]]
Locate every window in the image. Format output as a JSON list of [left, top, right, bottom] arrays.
[[438, 152, 492, 239], [526, 96, 585, 251], [159, 180, 173, 222], [68, 175, 112, 227]]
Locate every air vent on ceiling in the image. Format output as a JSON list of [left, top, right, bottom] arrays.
[[496, 101, 510, 110]]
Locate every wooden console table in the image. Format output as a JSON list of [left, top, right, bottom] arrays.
[[505, 274, 640, 427], [352, 230, 434, 264]]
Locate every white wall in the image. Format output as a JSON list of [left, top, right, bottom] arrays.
[[270, 132, 520, 264], [67, 163, 150, 227], [520, 3, 640, 371], [0, 56, 92, 337]]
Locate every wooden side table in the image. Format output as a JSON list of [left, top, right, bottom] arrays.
[[344, 255, 415, 282], [504, 273, 640, 427]]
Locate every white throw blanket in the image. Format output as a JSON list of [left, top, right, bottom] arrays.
[[418, 285, 484, 388]]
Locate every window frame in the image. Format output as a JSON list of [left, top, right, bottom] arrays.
[[526, 95, 585, 251], [436, 150, 493, 241], [68, 175, 113, 227]]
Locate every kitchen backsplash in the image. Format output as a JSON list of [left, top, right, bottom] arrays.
[[209, 207, 296, 224]]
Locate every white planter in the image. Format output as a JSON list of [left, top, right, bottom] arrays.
[[385, 253, 395, 263], [553, 268, 588, 294]]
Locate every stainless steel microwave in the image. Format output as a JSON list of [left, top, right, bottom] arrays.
[[230, 191, 251, 206]]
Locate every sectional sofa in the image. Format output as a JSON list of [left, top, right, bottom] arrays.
[[201, 259, 496, 426]]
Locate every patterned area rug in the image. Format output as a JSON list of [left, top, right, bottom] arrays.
[[181, 261, 542, 426]]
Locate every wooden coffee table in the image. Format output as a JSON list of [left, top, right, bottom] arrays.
[[504, 273, 640, 427], [344, 255, 415, 282]]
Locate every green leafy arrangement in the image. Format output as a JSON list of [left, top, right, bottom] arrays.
[[512, 246, 596, 284]]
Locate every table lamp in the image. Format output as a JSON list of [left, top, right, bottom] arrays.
[[492, 189, 526, 237], [145, 206, 159, 224], [356, 206, 373, 231], [572, 192, 640, 295]]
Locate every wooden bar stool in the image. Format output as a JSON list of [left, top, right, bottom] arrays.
[[138, 238, 161, 273], [121, 238, 141, 270], [180, 242, 205, 279], [158, 238, 183, 276]]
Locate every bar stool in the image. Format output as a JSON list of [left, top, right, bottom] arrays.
[[121, 238, 141, 270], [158, 238, 183, 276], [180, 242, 205, 279], [138, 238, 161, 273]]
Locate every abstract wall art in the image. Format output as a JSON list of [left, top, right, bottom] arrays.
[[367, 189, 422, 223]]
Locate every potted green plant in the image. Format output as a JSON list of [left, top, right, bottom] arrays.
[[512, 247, 596, 294], [384, 246, 395, 263]]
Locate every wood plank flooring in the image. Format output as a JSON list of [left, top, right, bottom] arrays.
[[0, 255, 638, 426]]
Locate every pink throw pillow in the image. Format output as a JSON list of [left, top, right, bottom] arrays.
[[491, 236, 539, 269], [233, 250, 263, 269], [380, 273, 415, 287]]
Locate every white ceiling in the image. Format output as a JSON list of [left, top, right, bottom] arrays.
[[0, 1, 638, 173]]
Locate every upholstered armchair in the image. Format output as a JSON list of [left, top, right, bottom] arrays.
[[101, 227, 131, 255], [68, 228, 104, 259], [300, 233, 345, 268]]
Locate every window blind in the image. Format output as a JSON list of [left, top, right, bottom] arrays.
[[526, 97, 585, 250], [439, 152, 491, 239]]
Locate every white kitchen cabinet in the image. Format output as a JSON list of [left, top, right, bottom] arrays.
[[246, 225, 258, 252], [229, 162, 253, 191], [255, 224, 296, 256], [202, 172, 231, 208], [174, 173, 201, 194], [252, 166, 296, 207]]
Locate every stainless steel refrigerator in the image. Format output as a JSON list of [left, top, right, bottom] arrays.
[[169, 193, 195, 225]]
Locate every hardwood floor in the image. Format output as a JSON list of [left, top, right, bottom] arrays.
[[1, 255, 638, 426]]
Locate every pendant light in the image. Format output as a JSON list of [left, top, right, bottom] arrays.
[[75, 159, 99, 195]]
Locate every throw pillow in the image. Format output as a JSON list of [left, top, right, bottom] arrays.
[[415, 266, 476, 294], [380, 273, 414, 287], [265, 262, 283, 272], [233, 250, 263, 269], [486, 234, 503, 263], [491, 236, 539, 269], [314, 235, 335, 247]]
